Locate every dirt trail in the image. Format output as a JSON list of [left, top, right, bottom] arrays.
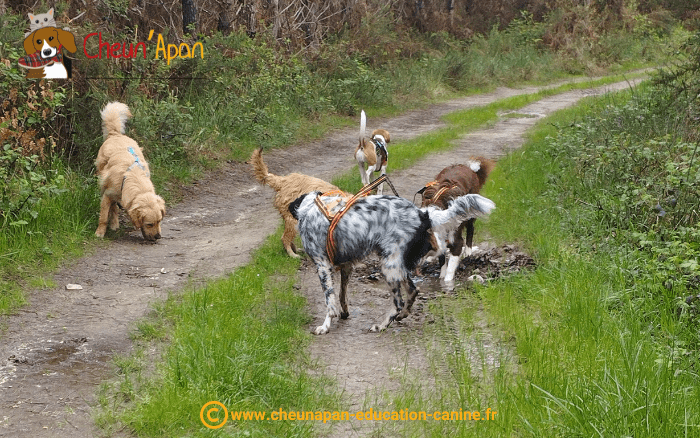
[[0, 79, 641, 437]]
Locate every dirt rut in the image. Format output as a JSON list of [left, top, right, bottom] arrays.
[[0, 79, 640, 437]]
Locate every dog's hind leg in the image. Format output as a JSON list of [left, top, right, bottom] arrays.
[[444, 222, 467, 283], [376, 164, 387, 195], [357, 158, 369, 186], [282, 216, 300, 258], [95, 195, 114, 238], [314, 261, 340, 335], [396, 276, 419, 321], [364, 167, 374, 188], [108, 202, 120, 230], [464, 217, 478, 255], [339, 263, 352, 319], [370, 279, 403, 332]]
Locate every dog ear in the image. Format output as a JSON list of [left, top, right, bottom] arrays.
[[23, 30, 38, 55], [157, 195, 166, 218], [128, 203, 143, 229], [57, 28, 77, 53], [288, 194, 307, 220]]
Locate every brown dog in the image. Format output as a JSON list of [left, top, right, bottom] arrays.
[[251, 147, 347, 258], [418, 158, 494, 282], [354, 110, 391, 194], [22, 26, 76, 79], [95, 102, 165, 241]]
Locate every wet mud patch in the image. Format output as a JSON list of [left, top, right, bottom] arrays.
[[352, 243, 536, 288], [298, 243, 534, 437]]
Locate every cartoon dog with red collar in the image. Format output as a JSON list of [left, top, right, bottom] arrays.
[[19, 26, 77, 79]]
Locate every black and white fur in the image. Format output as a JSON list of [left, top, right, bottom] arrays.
[[289, 192, 495, 334]]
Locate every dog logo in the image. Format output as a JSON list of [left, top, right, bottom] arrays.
[[18, 10, 76, 79]]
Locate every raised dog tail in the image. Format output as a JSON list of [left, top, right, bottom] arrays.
[[251, 147, 285, 190], [100, 101, 132, 140], [359, 109, 366, 142], [428, 194, 495, 230], [467, 157, 495, 189]]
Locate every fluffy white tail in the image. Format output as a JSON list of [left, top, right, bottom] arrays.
[[428, 194, 495, 230], [100, 101, 132, 140], [359, 109, 366, 141]]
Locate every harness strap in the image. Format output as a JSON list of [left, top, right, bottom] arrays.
[[415, 180, 457, 205], [433, 185, 454, 202], [372, 138, 388, 166], [317, 174, 398, 262], [118, 147, 150, 209], [126, 147, 148, 174]]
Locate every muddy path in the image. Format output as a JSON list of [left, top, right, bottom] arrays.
[[0, 79, 641, 437]]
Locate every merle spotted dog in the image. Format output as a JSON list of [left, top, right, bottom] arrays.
[[289, 192, 495, 334]]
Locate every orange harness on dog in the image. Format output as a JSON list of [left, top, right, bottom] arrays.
[[419, 180, 457, 204], [315, 174, 398, 262]]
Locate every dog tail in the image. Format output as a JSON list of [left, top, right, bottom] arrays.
[[428, 194, 495, 230], [100, 102, 132, 140], [251, 147, 286, 190], [359, 110, 366, 142], [467, 156, 495, 189]]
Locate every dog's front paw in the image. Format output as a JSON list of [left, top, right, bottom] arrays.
[[369, 324, 381, 332], [314, 325, 329, 335], [395, 309, 411, 321], [95, 229, 106, 238]]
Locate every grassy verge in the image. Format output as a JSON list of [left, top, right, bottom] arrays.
[[393, 81, 700, 436], [97, 230, 340, 437], [98, 75, 655, 436], [331, 72, 647, 192]]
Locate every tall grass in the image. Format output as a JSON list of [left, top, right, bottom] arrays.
[[0, 167, 98, 313], [94, 72, 652, 437], [98, 230, 339, 437], [399, 81, 700, 436], [1, 0, 683, 317]]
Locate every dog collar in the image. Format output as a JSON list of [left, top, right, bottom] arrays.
[[18, 44, 63, 69]]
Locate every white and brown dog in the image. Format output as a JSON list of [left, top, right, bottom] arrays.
[[95, 102, 166, 241], [417, 158, 494, 282], [20, 26, 76, 79], [289, 191, 495, 334], [354, 110, 391, 194]]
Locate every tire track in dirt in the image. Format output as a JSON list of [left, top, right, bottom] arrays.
[[299, 80, 643, 438], [0, 79, 641, 437]]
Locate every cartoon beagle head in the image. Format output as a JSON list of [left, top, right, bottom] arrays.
[[23, 26, 77, 58]]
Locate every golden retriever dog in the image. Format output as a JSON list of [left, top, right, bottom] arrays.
[[251, 147, 348, 258], [95, 102, 165, 241], [21, 26, 77, 79], [354, 110, 391, 194]]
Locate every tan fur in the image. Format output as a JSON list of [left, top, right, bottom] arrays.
[[95, 102, 165, 241], [355, 122, 392, 193], [355, 129, 391, 168], [251, 147, 347, 257]]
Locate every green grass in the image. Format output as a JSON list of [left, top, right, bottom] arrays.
[[390, 83, 700, 437], [98, 74, 665, 437], [98, 230, 340, 437], [0, 169, 99, 315], [332, 72, 648, 193]]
